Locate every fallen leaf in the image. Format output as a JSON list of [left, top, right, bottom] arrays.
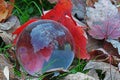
[[72, 0, 86, 23], [88, 14, 120, 40], [107, 39, 120, 55], [89, 48, 120, 66], [0, 54, 14, 79], [0, 16, 20, 31], [3, 66, 9, 80], [41, 0, 89, 59], [87, 0, 120, 40], [64, 72, 97, 80], [0, 0, 9, 22], [84, 61, 120, 80], [86, 0, 98, 7], [0, 30, 13, 44], [104, 41, 119, 57], [89, 48, 109, 60], [0, 0, 14, 22], [87, 35, 104, 52], [86, 0, 118, 23], [118, 62, 120, 71], [7, 0, 15, 19]]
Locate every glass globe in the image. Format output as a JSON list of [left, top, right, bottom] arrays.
[[16, 20, 75, 76]]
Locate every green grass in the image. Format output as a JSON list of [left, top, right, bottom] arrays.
[[0, 42, 12, 59], [12, 0, 55, 24], [44, 59, 88, 80], [70, 59, 88, 74]]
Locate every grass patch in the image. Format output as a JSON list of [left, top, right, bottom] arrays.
[[45, 59, 88, 80], [13, 0, 55, 24], [0, 42, 12, 59]]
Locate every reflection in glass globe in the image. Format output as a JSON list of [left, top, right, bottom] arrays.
[[16, 20, 75, 76]]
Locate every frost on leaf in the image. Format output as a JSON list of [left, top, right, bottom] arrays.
[[72, 0, 86, 21], [30, 23, 65, 53], [86, 0, 118, 25], [88, 14, 120, 40]]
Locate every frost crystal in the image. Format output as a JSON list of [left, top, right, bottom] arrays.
[[86, 0, 118, 22], [30, 23, 65, 53]]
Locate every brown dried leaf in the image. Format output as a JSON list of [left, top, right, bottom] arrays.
[[87, 35, 120, 66], [87, 35, 104, 52], [89, 48, 108, 61], [6, 0, 15, 19], [86, 0, 98, 7], [89, 48, 120, 66], [0, 0, 14, 22], [104, 42, 119, 57], [0, 0, 9, 22]]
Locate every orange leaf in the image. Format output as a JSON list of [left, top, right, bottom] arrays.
[[0, 0, 15, 22], [0, 0, 9, 22], [86, 0, 98, 7], [7, 0, 15, 19], [41, 0, 89, 59]]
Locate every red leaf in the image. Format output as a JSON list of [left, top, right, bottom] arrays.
[[12, 19, 38, 44], [42, 0, 72, 20], [41, 0, 89, 59]]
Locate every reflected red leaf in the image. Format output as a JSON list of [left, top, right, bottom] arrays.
[[12, 19, 38, 44]]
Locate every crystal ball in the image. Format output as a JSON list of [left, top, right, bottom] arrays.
[[16, 20, 75, 76]]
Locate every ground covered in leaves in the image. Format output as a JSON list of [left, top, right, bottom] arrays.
[[1, 0, 120, 80]]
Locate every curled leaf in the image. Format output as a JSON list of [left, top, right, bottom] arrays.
[[107, 39, 120, 55], [0, 16, 20, 31]]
